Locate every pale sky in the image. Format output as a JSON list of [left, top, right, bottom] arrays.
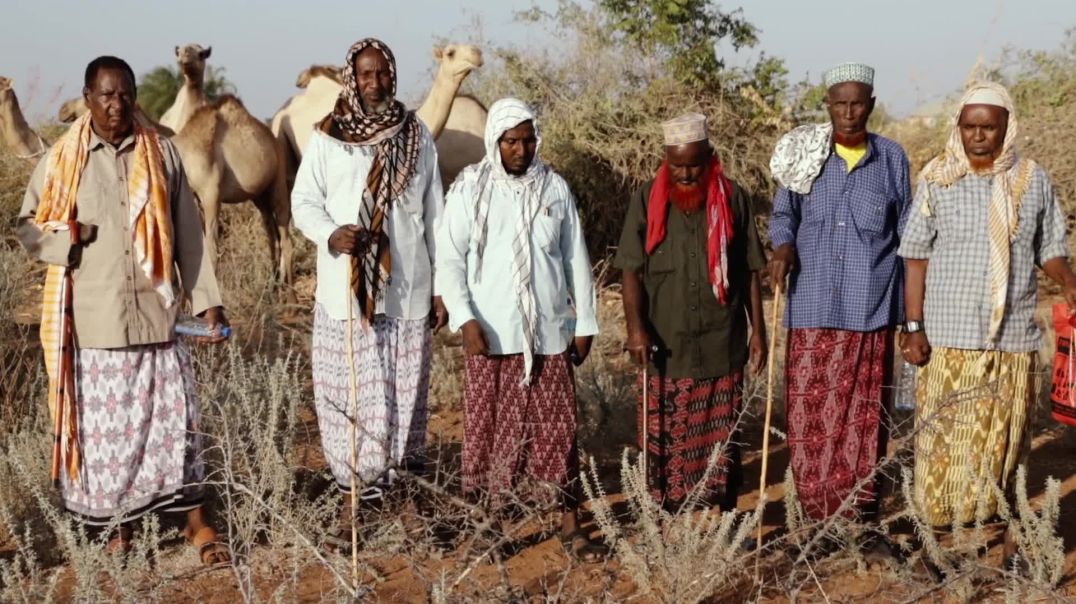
[[1, 0, 1072, 123]]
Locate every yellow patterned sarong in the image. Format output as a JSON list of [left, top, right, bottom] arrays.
[[913, 347, 1035, 527]]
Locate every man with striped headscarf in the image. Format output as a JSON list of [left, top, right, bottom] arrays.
[[437, 98, 605, 561], [17, 56, 228, 564], [292, 39, 447, 516], [899, 81, 1076, 565]]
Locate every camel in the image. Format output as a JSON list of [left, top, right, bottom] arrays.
[[435, 94, 488, 187], [0, 77, 47, 161], [172, 95, 293, 286], [295, 64, 340, 89], [57, 96, 175, 137], [160, 44, 211, 133], [270, 44, 487, 191]]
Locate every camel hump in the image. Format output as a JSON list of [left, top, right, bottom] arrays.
[[210, 94, 245, 112], [453, 93, 488, 113]]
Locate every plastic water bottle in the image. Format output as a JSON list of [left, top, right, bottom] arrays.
[[175, 317, 232, 338], [895, 361, 917, 411]]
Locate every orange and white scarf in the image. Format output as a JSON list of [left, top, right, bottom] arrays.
[[35, 112, 174, 483]]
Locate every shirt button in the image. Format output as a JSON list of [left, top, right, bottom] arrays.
[[690, 251, 697, 258], [837, 221, 846, 227], [689, 281, 697, 288], [690, 305, 697, 311]]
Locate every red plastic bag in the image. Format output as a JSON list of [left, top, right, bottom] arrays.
[[1049, 303, 1076, 426]]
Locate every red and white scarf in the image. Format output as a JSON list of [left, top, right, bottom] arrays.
[[646, 156, 735, 304]]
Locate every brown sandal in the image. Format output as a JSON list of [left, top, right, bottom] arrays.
[[185, 526, 231, 568]]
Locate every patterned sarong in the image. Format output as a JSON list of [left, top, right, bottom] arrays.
[[913, 347, 1034, 527], [639, 373, 743, 510], [311, 304, 431, 493], [462, 353, 577, 504], [61, 342, 204, 525], [785, 328, 892, 520]]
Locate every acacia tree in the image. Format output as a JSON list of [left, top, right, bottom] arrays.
[[600, 0, 758, 86], [137, 65, 236, 121]]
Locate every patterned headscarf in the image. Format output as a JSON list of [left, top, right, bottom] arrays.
[[450, 98, 550, 385], [325, 38, 422, 322], [919, 81, 1037, 344]]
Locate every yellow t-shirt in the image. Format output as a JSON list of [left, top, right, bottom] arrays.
[[835, 142, 867, 173]]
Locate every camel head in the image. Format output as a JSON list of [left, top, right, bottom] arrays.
[[0, 77, 15, 110], [175, 43, 211, 82], [58, 96, 89, 123], [432, 44, 483, 85], [296, 64, 342, 88]]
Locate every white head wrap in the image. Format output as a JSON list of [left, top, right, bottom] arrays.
[[454, 98, 550, 385]]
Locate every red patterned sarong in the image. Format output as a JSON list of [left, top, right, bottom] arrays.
[[463, 353, 577, 501], [638, 373, 743, 510], [784, 327, 892, 520]]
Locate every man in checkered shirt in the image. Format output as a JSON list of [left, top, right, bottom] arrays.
[[899, 81, 1076, 571], [768, 63, 912, 552]]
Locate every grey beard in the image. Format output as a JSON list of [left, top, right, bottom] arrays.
[[361, 96, 394, 114]]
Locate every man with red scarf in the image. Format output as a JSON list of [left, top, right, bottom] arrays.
[[615, 113, 767, 512]]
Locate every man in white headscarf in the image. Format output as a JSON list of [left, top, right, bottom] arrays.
[[437, 97, 605, 562], [899, 82, 1076, 562]]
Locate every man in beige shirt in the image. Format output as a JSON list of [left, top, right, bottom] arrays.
[[17, 56, 228, 564]]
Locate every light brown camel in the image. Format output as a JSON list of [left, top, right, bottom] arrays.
[[0, 77, 47, 161], [172, 95, 293, 285], [58, 96, 175, 137], [436, 94, 488, 187], [160, 44, 211, 133], [270, 44, 487, 191]]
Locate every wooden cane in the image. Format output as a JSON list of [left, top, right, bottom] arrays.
[[756, 283, 783, 574], [641, 357, 649, 488], [345, 263, 360, 588]]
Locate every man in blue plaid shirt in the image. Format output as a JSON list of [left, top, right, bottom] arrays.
[[768, 63, 912, 550]]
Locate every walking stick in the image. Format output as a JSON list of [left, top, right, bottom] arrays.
[[755, 283, 783, 576], [640, 344, 658, 493], [345, 263, 360, 589], [641, 356, 649, 487]]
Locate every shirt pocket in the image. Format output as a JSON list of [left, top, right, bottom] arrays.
[[532, 202, 563, 251], [933, 196, 967, 244], [849, 190, 893, 235], [645, 244, 675, 275]]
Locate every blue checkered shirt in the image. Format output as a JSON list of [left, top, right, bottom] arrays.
[[769, 134, 912, 331], [898, 166, 1069, 352]]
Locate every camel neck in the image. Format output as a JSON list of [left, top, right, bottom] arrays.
[[0, 96, 43, 155], [418, 72, 461, 138], [182, 70, 205, 91]]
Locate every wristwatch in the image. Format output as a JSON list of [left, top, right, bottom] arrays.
[[903, 320, 924, 334]]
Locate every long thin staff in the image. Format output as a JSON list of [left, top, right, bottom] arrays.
[[756, 283, 783, 576], [641, 357, 649, 487], [345, 263, 360, 588]]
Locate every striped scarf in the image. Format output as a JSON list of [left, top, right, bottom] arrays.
[[35, 112, 173, 483], [919, 81, 1036, 344], [328, 38, 421, 322], [459, 98, 549, 385]]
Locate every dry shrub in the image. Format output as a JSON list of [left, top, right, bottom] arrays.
[[468, 1, 789, 262]]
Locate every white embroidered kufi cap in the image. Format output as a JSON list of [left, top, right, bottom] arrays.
[[662, 112, 708, 146], [823, 62, 875, 89]]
